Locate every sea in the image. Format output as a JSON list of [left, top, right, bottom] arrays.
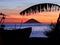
[[0, 23, 51, 38]]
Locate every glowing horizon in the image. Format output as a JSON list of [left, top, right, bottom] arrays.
[[0, 11, 60, 23]]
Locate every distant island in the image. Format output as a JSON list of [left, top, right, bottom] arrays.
[[24, 19, 41, 23]]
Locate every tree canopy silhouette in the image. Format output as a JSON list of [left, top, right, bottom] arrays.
[[20, 3, 60, 15]]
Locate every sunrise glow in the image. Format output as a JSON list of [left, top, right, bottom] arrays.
[[0, 0, 60, 24]]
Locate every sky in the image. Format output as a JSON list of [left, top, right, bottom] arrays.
[[0, 0, 60, 23]]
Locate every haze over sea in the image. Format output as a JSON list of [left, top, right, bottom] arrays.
[[0, 23, 51, 38]]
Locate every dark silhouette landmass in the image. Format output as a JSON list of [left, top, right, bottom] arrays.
[[45, 14, 60, 40], [0, 27, 32, 45], [24, 19, 41, 23]]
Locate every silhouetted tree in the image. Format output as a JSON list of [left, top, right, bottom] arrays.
[[20, 3, 60, 15], [45, 14, 60, 39], [0, 13, 6, 28]]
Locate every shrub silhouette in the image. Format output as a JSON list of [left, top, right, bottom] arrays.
[[45, 14, 60, 39]]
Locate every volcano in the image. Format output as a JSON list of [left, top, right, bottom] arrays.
[[24, 19, 41, 23]]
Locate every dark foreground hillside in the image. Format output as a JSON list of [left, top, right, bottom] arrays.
[[0, 28, 60, 45]]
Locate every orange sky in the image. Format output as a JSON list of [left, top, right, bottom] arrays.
[[0, 9, 60, 24]]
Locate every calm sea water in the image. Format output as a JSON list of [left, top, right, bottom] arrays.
[[0, 23, 51, 38]]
